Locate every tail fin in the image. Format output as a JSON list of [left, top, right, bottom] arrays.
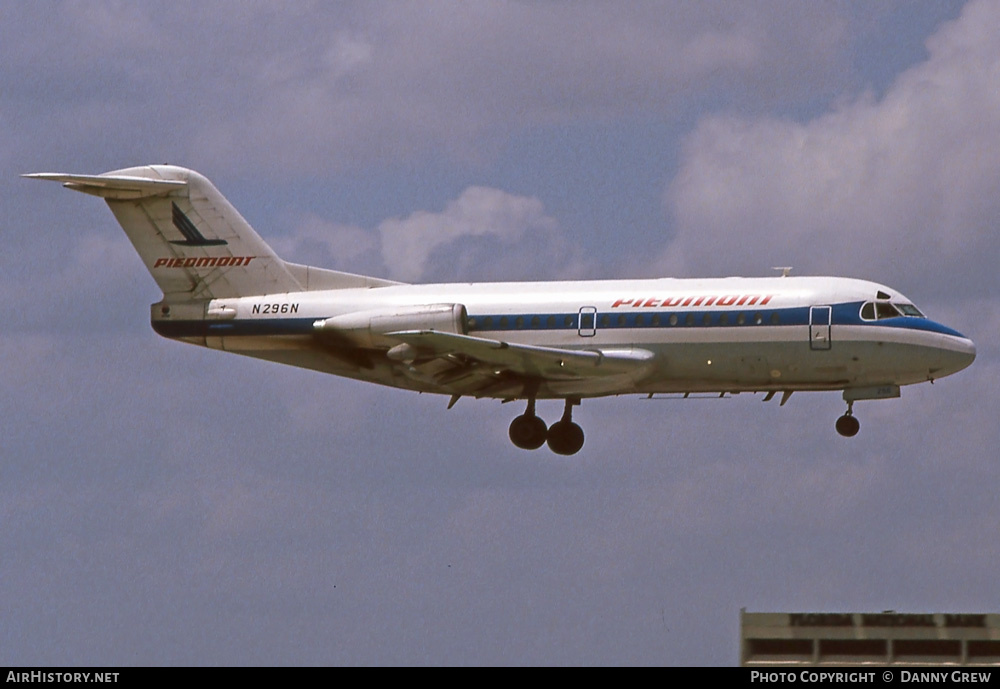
[[24, 165, 398, 298]]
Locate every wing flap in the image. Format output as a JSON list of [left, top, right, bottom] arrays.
[[386, 329, 654, 381]]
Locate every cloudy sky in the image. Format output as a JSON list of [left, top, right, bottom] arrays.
[[2, 0, 996, 666]]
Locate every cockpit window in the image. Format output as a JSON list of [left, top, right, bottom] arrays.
[[876, 302, 901, 319], [896, 303, 924, 317], [861, 301, 907, 320]]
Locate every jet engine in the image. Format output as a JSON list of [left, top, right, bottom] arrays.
[[313, 303, 468, 349]]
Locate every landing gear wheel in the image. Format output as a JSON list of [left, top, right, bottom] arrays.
[[547, 399, 585, 455], [836, 414, 860, 437], [509, 414, 548, 450], [546, 420, 585, 455]]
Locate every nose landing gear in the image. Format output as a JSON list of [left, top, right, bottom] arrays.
[[835, 401, 860, 437], [509, 398, 585, 455]]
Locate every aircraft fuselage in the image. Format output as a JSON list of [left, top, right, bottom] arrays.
[[151, 275, 975, 400]]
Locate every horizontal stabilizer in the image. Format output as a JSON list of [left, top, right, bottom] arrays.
[[23, 172, 186, 199]]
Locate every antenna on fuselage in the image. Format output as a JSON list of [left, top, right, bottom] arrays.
[[771, 266, 793, 278]]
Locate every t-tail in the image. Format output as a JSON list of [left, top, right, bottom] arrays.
[[24, 165, 399, 299]]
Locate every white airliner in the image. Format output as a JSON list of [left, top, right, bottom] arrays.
[[25, 165, 975, 454]]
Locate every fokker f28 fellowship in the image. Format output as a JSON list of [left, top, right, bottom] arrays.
[[26, 166, 976, 455]]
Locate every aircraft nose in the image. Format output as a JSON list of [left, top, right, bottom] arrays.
[[936, 335, 976, 378], [955, 337, 976, 370]]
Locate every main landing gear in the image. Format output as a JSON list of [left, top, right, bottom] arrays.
[[508, 399, 548, 450], [835, 401, 860, 437], [508, 398, 585, 455]]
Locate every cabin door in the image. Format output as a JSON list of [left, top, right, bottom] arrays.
[[809, 306, 832, 350]]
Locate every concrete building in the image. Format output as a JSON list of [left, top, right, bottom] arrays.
[[741, 611, 1000, 666]]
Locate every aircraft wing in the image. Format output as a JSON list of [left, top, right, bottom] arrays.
[[385, 330, 655, 391]]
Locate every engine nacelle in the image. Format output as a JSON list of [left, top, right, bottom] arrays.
[[313, 303, 468, 349]]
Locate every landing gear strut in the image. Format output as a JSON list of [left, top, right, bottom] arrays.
[[508, 398, 586, 455], [509, 398, 548, 450], [546, 399, 585, 456], [835, 401, 860, 437]]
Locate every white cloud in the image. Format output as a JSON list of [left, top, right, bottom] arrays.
[[377, 186, 569, 282], [661, 0, 1000, 300], [274, 213, 381, 276], [277, 186, 585, 283], [323, 32, 373, 80]]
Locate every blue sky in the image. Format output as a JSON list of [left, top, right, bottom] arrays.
[[3, 0, 997, 665]]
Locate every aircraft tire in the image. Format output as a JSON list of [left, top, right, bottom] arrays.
[[835, 414, 860, 437], [546, 420, 584, 455], [509, 414, 548, 450]]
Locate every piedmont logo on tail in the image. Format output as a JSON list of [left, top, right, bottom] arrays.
[[170, 202, 227, 246], [24, 165, 976, 455]]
